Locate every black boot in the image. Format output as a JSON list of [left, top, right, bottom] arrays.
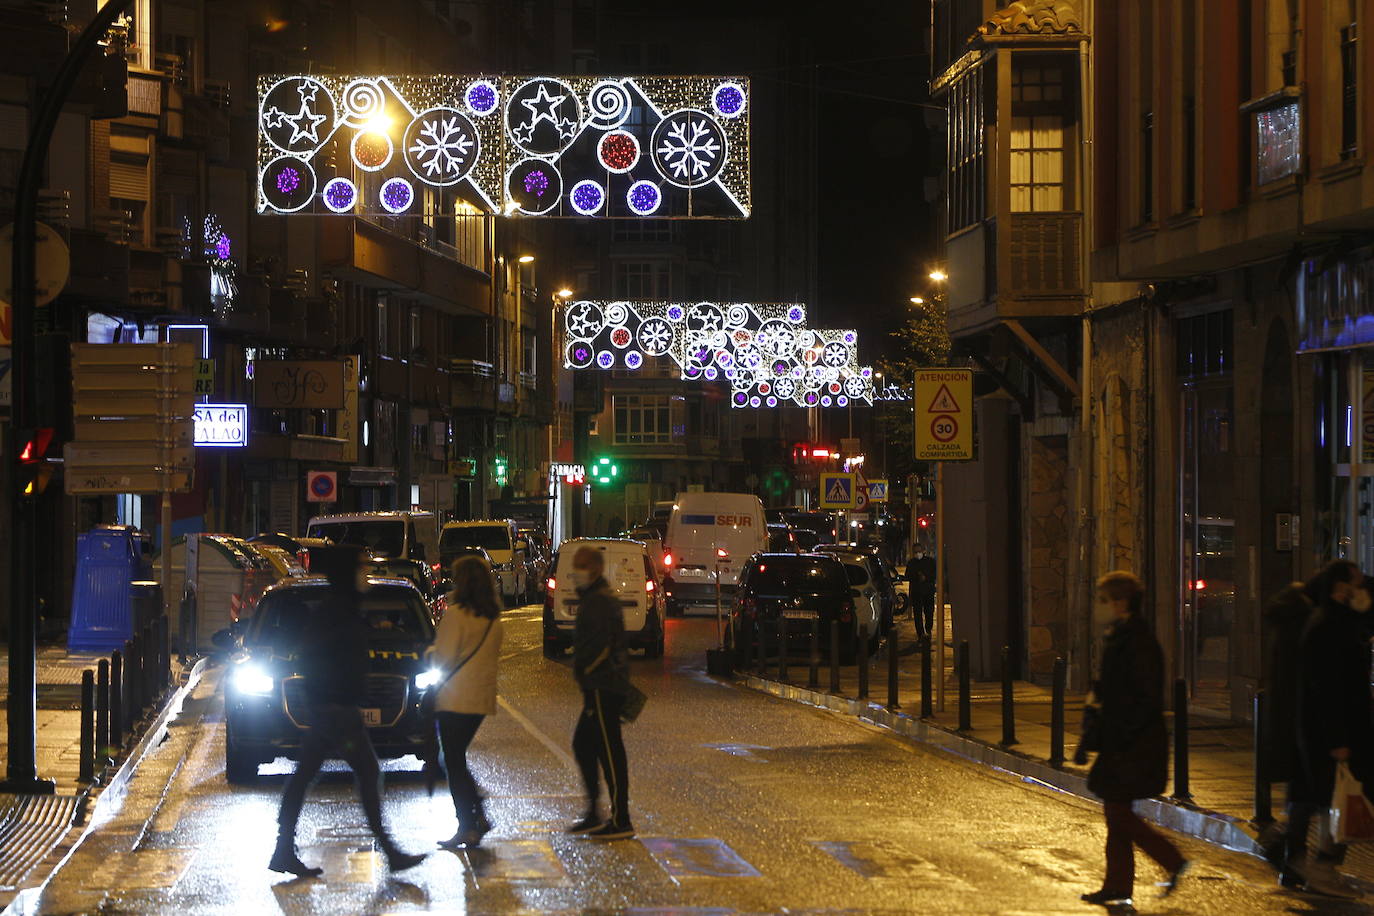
[[268, 834, 323, 878], [383, 842, 426, 872]]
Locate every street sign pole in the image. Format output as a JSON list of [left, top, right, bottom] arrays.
[[935, 460, 945, 713], [3, 0, 132, 795]]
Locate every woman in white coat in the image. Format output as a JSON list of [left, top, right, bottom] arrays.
[[428, 554, 504, 849]]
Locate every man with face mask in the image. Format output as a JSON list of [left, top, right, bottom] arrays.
[[1283, 560, 1373, 893], [905, 550, 937, 639], [567, 546, 634, 840]]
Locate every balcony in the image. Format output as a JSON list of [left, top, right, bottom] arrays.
[[319, 218, 491, 316], [1007, 212, 1082, 297], [450, 359, 496, 413], [946, 213, 1085, 338]]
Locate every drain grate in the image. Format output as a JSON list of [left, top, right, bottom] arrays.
[[0, 793, 79, 890]]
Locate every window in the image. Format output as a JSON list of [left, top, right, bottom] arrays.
[[522, 330, 537, 378], [1342, 23, 1358, 159], [1141, 111, 1155, 220], [409, 307, 422, 360], [946, 64, 987, 233], [1182, 98, 1197, 210], [454, 201, 486, 271], [612, 220, 672, 243], [376, 296, 389, 356], [613, 394, 679, 445], [614, 261, 670, 298], [1010, 115, 1065, 211], [1176, 310, 1234, 379], [1254, 101, 1301, 184]]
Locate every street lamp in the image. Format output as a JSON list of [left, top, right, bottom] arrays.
[[909, 296, 925, 305], [557, 288, 573, 298], [518, 254, 535, 264], [928, 269, 948, 283]]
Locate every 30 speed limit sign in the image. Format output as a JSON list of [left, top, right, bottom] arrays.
[[915, 369, 973, 460]]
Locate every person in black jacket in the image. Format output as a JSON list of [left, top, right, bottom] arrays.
[[1285, 559, 1373, 888], [1079, 571, 1188, 906], [905, 551, 936, 638], [567, 545, 635, 840], [270, 545, 425, 878]]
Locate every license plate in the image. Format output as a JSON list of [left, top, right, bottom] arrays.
[[782, 609, 819, 620], [562, 599, 580, 615], [677, 568, 706, 578], [362, 708, 382, 726]]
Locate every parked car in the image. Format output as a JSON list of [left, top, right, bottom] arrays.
[[792, 528, 823, 551], [786, 510, 839, 545], [622, 525, 666, 579], [517, 526, 552, 585], [247, 533, 334, 572], [440, 519, 530, 606], [220, 576, 438, 783], [662, 492, 768, 615], [732, 553, 861, 662], [543, 537, 665, 659], [766, 523, 800, 553], [814, 549, 884, 653], [305, 511, 440, 567], [817, 543, 907, 631]]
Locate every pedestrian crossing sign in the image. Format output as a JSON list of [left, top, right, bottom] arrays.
[[867, 479, 889, 502], [819, 472, 857, 509]]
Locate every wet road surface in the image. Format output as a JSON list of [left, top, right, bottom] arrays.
[[28, 605, 1370, 914]]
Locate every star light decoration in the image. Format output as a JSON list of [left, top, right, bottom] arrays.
[[256, 74, 750, 217], [561, 300, 874, 407]]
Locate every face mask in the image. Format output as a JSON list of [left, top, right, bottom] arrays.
[[1352, 589, 1372, 613], [571, 568, 594, 589]]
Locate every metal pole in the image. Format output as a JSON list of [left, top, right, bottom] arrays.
[[1173, 677, 1192, 800], [3, 0, 132, 799], [1000, 645, 1017, 746], [935, 462, 946, 712], [95, 659, 109, 761], [79, 671, 94, 783], [1050, 656, 1066, 768], [714, 559, 723, 649], [1254, 689, 1273, 825], [957, 640, 971, 731], [887, 626, 900, 710], [857, 625, 870, 699]]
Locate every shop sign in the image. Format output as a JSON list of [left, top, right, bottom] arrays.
[[552, 463, 586, 485], [194, 403, 249, 447], [1298, 247, 1374, 352], [253, 359, 344, 409]]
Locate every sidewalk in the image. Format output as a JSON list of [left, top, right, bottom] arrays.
[[0, 643, 194, 908], [735, 614, 1374, 892]]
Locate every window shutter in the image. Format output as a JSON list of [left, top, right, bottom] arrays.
[[109, 160, 149, 200]]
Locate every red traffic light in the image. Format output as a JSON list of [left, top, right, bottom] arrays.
[[19, 428, 53, 463], [18, 428, 56, 497], [918, 516, 930, 529]]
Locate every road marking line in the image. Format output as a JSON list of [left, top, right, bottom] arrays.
[[497, 695, 579, 774]]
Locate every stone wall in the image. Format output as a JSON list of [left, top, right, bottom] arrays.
[[1025, 434, 1069, 677]]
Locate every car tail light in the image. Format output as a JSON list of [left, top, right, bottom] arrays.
[[739, 596, 757, 617], [546, 577, 557, 591], [645, 579, 656, 593], [716, 547, 729, 560], [663, 552, 674, 569]]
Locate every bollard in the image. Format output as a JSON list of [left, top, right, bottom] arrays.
[[79, 670, 94, 783], [110, 650, 124, 748], [808, 618, 820, 688], [1172, 677, 1192, 800], [124, 637, 140, 720], [1254, 689, 1273, 825], [142, 623, 155, 707], [1000, 646, 1017, 746], [920, 636, 933, 718], [778, 619, 789, 683], [857, 625, 870, 699], [96, 659, 110, 761], [1049, 656, 1066, 768], [829, 621, 841, 694], [887, 627, 900, 710], [158, 615, 170, 690], [957, 641, 972, 731]]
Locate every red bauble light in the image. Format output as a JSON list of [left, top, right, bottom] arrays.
[[598, 131, 640, 173]]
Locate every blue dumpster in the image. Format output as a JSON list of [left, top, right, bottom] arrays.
[[68, 525, 151, 653]]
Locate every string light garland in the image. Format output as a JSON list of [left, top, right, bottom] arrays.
[[256, 74, 750, 217], [204, 214, 238, 319]]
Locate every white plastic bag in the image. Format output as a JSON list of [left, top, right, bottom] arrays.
[[1330, 761, 1374, 845]]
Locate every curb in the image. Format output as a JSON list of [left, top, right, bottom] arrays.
[[0, 657, 210, 916], [739, 673, 1264, 858]]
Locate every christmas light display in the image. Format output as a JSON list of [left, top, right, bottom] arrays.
[[257, 74, 750, 217], [203, 214, 238, 319]]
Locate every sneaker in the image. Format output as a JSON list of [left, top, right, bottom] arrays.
[[1158, 859, 1192, 897], [566, 814, 602, 834], [587, 821, 635, 841]]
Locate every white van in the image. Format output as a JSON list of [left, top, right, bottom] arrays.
[[542, 538, 665, 658], [663, 492, 767, 615], [439, 519, 530, 605]]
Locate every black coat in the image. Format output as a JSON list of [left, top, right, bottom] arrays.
[[1261, 582, 1313, 783], [1086, 614, 1169, 803], [572, 576, 629, 693], [1292, 599, 1374, 804], [296, 583, 370, 707]]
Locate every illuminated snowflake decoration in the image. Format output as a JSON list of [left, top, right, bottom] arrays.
[[638, 318, 672, 355], [652, 110, 726, 188], [404, 109, 479, 185]]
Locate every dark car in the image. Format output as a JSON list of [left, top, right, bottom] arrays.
[[792, 528, 823, 551], [766, 523, 799, 553], [222, 576, 439, 783], [438, 544, 494, 575], [817, 543, 907, 631], [732, 553, 860, 662], [786, 511, 838, 545]]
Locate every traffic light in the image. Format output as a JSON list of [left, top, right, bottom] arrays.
[[18, 428, 55, 497], [917, 515, 930, 530], [592, 456, 619, 485], [493, 456, 508, 487]]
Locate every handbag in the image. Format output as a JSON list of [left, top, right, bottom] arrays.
[[620, 682, 648, 723], [1330, 760, 1374, 845]]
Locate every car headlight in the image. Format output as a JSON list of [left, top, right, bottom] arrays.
[[415, 668, 443, 690], [231, 663, 274, 696]]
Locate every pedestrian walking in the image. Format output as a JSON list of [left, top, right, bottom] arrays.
[[428, 555, 504, 850], [1078, 571, 1189, 906], [567, 545, 635, 840], [1284, 560, 1373, 892], [269, 545, 425, 878], [905, 550, 936, 638]]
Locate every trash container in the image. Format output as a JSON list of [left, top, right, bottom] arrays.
[[69, 525, 147, 653], [178, 535, 276, 651], [129, 581, 162, 635]]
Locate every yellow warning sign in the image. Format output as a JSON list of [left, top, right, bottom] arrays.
[[819, 472, 857, 509], [915, 368, 973, 461]]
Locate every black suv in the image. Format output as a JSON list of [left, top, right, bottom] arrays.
[[222, 577, 439, 783], [732, 553, 859, 662]]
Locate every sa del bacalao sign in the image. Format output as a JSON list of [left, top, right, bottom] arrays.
[[257, 75, 750, 219]]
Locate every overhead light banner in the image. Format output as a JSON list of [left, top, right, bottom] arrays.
[[257, 75, 750, 218]]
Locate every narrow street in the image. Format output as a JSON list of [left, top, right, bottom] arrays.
[[27, 608, 1343, 915]]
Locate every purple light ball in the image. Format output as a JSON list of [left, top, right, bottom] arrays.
[[467, 82, 497, 113], [524, 170, 550, 197], [381, 179, 412, 212], [628, 181, 660, 214], [715, 85, 744, 115], [215, 236, 232, 260], [572, 182, 603, 213], [276, 167, 301, 194]]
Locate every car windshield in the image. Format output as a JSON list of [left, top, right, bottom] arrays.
[[746, 558, 847, 592], [441, 526, 511, 552], [248, 586, 433, 645], [308, 521, 405, 558]]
